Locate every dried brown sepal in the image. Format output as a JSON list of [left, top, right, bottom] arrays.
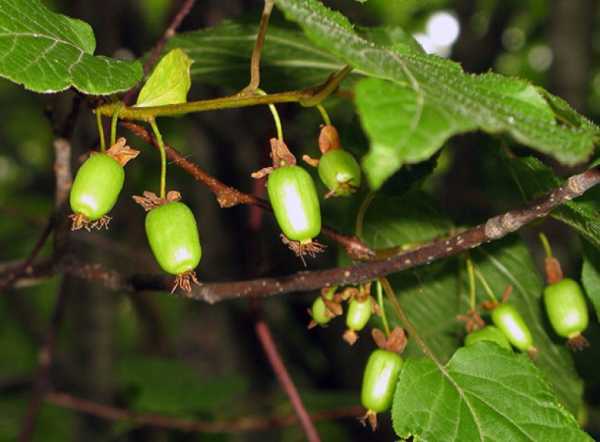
[[69, 213, 111, 231], [567, 333, 589, 351], [358, 410, 378, 431], [456, 308, 485, 333], [501, 285, 513, 303], [250, 166, 273, 180], [355, 282, 372, 303], [133, 190, 181, 212], [171, 270, 200, 293], [318, 125, 341, 154], [250, 138, 296, 179], [280, 234, 326, 263], [105, 137, 140, 167], [371, 297, 382, 316], [545, 257, 564, 285], [324, 179, 359, 199], [371, 327, 407, 353], [307, 319, 318, 330], [480, 300, 498, 311], [338, 286, 359, 301], [323, 298, 343, 317], [343, 329, 358, 345], [302, 154, 320, 167]]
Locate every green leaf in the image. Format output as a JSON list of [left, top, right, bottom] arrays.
[[582, 241, 600, 320], [119, 356, 247, 416], [136, 48, 192, 107], [392, 343, 590, 441], [502, 155, 600, 249], [275, 0, 600, 189], [0, 0, 142, 94]]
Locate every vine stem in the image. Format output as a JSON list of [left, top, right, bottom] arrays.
[[316, 104, 332, 126], [149, 119, 167, 199], [243, 0, 275, 93], [96, 65, 353, 121]]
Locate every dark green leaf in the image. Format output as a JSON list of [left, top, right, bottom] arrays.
[[392, 343, 590, 441], [275, 0, 600, 189], [582, 241, 600, 320], [0, 0, 142, 94], [502, 155, 600, 249]]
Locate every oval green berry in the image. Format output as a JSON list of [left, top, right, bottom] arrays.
[[311, 287, 335, 326], [70, 153, 124, 220], [543, 278, 589, 339], [145, 201, 202, 275], [318, 150, 361, 196], [346, 297, 372, 332], [267, 165, 321, 241], [361, 349, 403, 413], [491, 303, 534, 352], [465, 325, 512, 350]]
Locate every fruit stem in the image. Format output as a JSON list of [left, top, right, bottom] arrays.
[[539, 232, 554, 259], [257, 89, 284, 141], [376, 280, 390, 337], [96, 112, 106, 152], [110, 104, 124, 146], [474, 268, 498, 303], [355, 191, 375, 240], [316, 104, 332, 126], [466, 258, 476, 311], [149, 119, 167, 199]]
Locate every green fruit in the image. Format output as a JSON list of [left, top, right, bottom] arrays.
[[543, 278, 589, 339], [70, 153, 124, 220], [311, 287, 335, 326], [465, 325, 511, 350], [361, 349, 403, 413], [318, 150, 361, 196], [145, 202, 202, 275], [267, 165, 321, 241], [491, 303, 534, 352], [346, 297, 372, 332]]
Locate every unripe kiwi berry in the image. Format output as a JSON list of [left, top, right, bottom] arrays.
[[145, 201, 201, 275], [491, 303, 535, 353], [267, 165, 321, 242], [346, 296, 372, 332], [70, 153, 124, 221], [465, 325, 511, 350], [543, 278, 589, 340], [310, 287, 336, 326], [361, 349, 403, 413], [318, 149, 361, 196]]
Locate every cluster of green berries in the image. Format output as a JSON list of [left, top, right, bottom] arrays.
[[69, 138, 202, 292], [463, 252, 590, 354]]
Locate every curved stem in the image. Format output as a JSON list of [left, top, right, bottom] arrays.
[[149, 119, 167, 199], [466, 258, 476, 310], [539, 232, 554, 259], [316, 104, 331, 126], [474, 268, 498, 303], [255, 89, 284, 141], [96, 112, 106, 152], [355, 191, 375, 239], [376, 279, 390, 336], [110, 108, 121, 146]]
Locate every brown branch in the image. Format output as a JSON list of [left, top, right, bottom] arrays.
[[4, 168, 600, 305], [123, 0, 197, 104], [243, 0, 275, 93], [45, 391, 362, 433], [255, 320, 320, 441], [121, 121, 374, 260]]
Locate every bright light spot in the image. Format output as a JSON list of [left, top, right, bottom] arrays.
[[502, 28, 525, 52], [79, 193, 99, 212], [282, 183, 309, 233], [528, 45, 553, 72], [426, 11, 460, 47], [174, 246, 193, 263], [503, 316, 526, 343], [372, 365, 394, 399], [413, 33, 450, 57]]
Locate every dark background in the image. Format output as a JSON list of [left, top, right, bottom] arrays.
[[1, 0, 599, 440]]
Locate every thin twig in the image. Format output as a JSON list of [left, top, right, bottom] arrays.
[[122, 0, 197, 104], [243, 0, 275, 93], [45, 391, 362, 433], [255, 320, 320, 441], [121, 121, 374, 260]]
